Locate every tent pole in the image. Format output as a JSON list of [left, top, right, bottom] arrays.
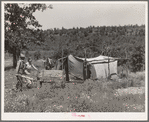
[[85, 49, 86, 60], [85, 49, 87, 80], [83, 48, 87, 81], [108, 50, 110, 79], [85, 49, 86, 81], [62, 48, 63, 70], [125, 48, 128, 78], [62, 48, 64, 82], [65, 57, 69, 81]]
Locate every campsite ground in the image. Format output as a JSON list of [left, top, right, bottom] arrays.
[[4, 55, 145, 112]]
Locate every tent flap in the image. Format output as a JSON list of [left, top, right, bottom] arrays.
[[68, 55, 84, 79]]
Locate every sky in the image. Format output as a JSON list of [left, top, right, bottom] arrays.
[[33, 2, 146, 30]]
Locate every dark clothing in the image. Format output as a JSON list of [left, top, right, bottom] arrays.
[[16, 60, 26, 74], [16, 76, 23, 91], [16, 59, 26, 91]]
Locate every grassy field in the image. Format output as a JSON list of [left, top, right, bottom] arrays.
[[4, 55, 145, 112]]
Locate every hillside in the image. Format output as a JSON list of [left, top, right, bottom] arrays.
[[27, 25, 145, 54], [25, 25, 145, 72], [5, 25, 145, 72]]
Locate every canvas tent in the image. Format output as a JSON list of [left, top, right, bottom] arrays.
[[56, 54, 117, 80], [75, 55, 117, 79]]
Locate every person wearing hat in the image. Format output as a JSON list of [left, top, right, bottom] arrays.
[[24, 57, 38, 87], [15, 53, 26, 91]]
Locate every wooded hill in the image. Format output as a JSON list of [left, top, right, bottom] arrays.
[[6, 25, 145, 72], [27, 25, 145, 72]]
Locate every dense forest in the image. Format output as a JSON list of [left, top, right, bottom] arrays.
[[5, 24, 145, 72]]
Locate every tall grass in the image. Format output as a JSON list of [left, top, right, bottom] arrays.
[[5, 72, 145, 112], [4, 50, 145, 112]]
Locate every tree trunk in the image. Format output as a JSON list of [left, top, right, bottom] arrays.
[[13, 52, 17, 68], [13, 48, 20, 68]]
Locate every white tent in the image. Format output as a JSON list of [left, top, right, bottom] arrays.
[[56, 55, 117, 80], [75, 55, 117, 79]]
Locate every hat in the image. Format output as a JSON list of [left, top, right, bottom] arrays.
[[20, 53, 25, 58]]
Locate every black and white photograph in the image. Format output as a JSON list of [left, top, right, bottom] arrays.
[[1, 1, 148, 120]]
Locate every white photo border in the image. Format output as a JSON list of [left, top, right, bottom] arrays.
[[1, 1, 148, 120]]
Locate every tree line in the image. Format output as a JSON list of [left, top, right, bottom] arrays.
[[25, 25, 145, 72]]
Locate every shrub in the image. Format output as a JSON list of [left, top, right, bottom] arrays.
[[34, 50, 41, 60], [25, 50, 30, 58], [52, 48, 69, 60], [129, 45, 145, 72]]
